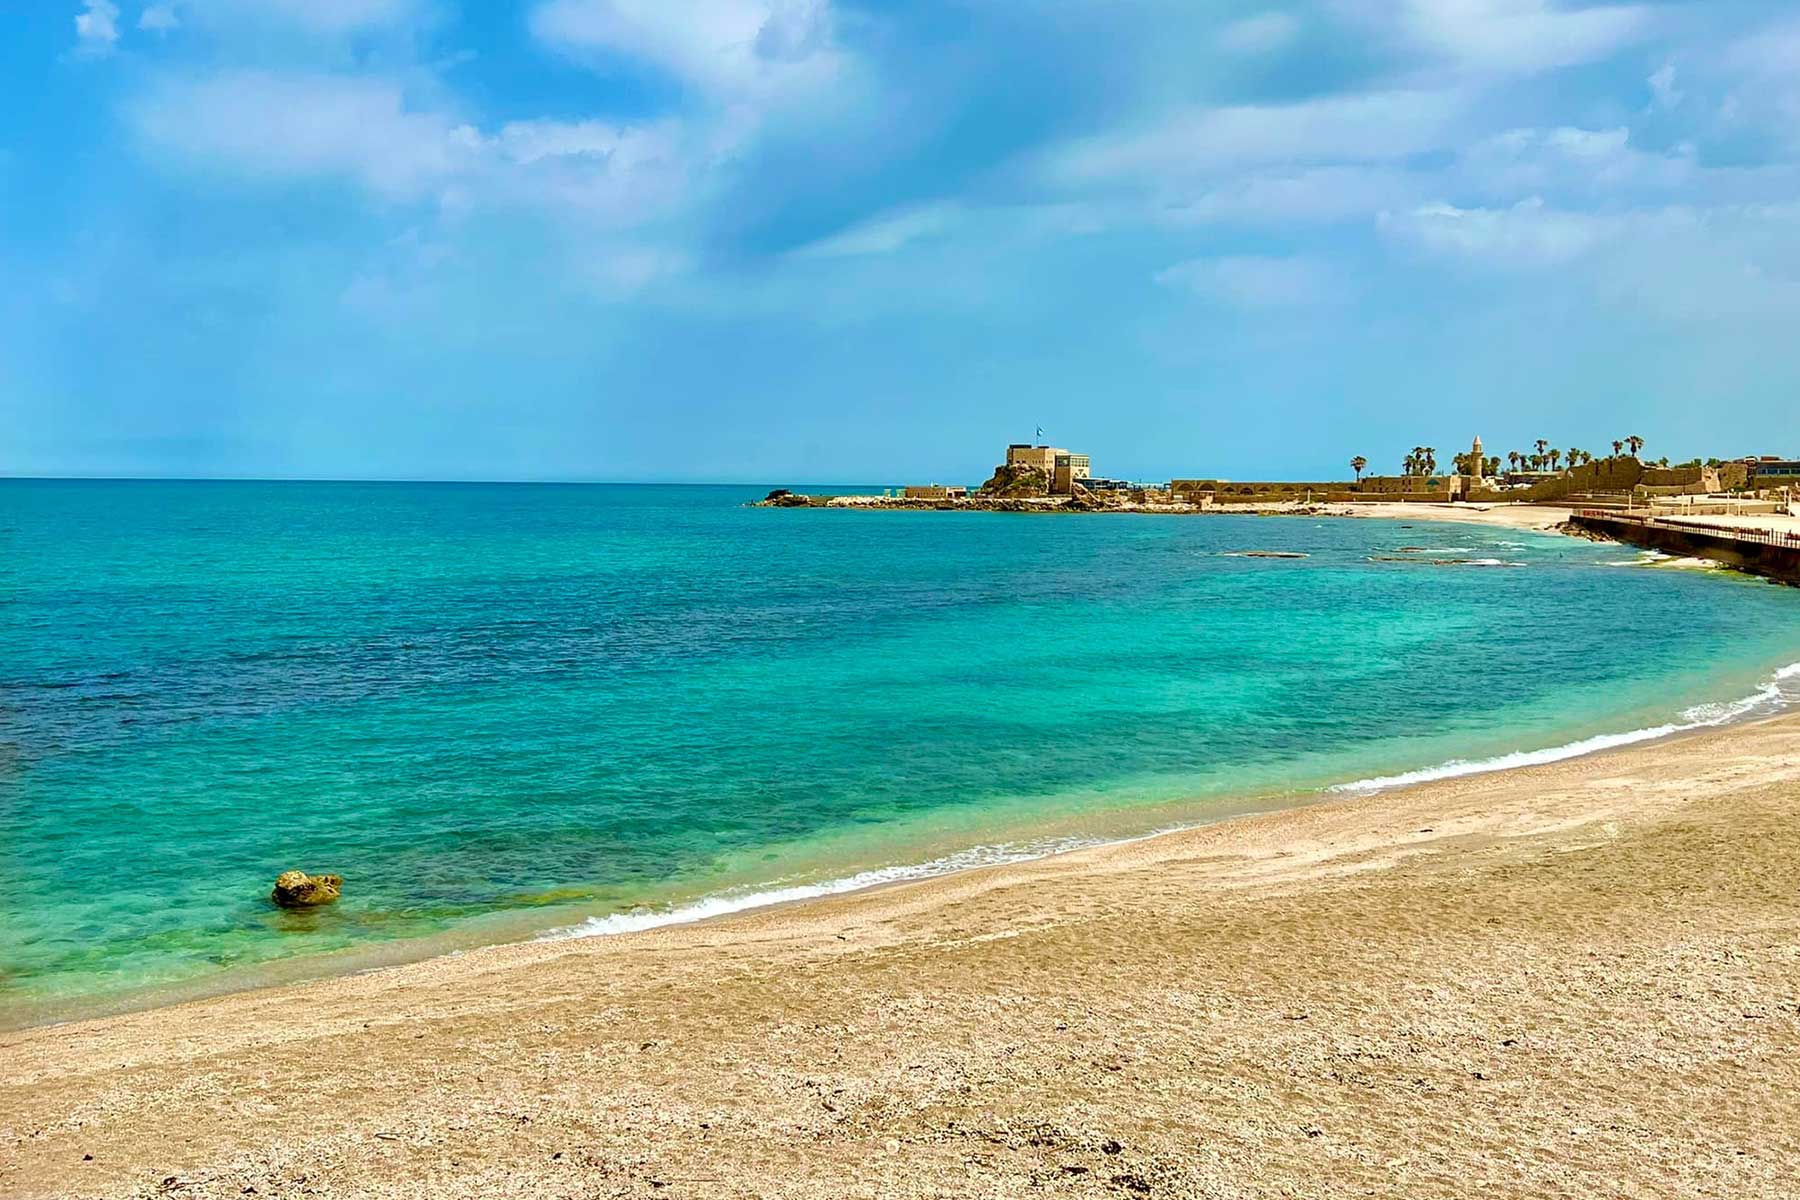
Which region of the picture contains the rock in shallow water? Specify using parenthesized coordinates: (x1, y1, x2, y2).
(271, 870, 343, 908)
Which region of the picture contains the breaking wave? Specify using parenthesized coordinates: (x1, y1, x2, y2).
(1330, 661, 1800, 794)
(543, 837, 1102, 940)
(543, 663, 1800, 943)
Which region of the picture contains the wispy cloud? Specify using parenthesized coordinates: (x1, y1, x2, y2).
(73, 0, 121, 54)
(531, 0, 843, 103)
(1045, 90, 1470, 186)
(1380, 197, 1605, 266)
(25, 0, 1800, 478)
(1155, 254, 1346, 308)
(1373, 0, 1651, 73)
(131, 71, 693, 223)
(792, 203, 959, 258)
(1216, 12, 1301, 56)
(131, 71, 475, 201)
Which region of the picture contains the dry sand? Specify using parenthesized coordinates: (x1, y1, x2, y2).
(7, 712, 1800, 1198)
(1331, 502, 1575, 531)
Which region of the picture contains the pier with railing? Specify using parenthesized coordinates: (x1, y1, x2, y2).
(1570, 509, 1800, 585)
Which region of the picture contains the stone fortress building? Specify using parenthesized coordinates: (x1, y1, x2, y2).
(1002, 443, 1092, 497)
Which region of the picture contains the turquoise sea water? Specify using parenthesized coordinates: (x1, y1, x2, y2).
(5, 479, 1800, 1025)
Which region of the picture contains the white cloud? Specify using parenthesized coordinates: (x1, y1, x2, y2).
(1648, 62, 1680, 110)
(1380, 0, 1650, 73)
(584, 245, 693, 293)
(1458, 125, 1693, 197)
(1379, 197, 1605, 265)
(132, 72, 472, 200)
(486, 118, 691, 224)
(1154, 255, 1344, 307)
(1155, 165, 1419, 226)
(531, 0, 842, 101)
(793, 203, 959, 258)
(1046, 90, 1469, 185)
(1382, 196, 1800, 324)
(139, 3, 179, 31)
(1217, 13, 1300, 56)
(74, 1, 121, 52)
(130, 71, 695, 230)
(1721, 17, 1800, 78)
(493, 118, 673, 168)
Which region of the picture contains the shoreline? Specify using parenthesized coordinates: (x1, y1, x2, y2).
(9, 631, 1796, 1036)
(8, 708, 1800, 1196)
(0, 502, 1776, 1036)
(759, 490, 1580, 530)
(0, 508, 1786, 1033)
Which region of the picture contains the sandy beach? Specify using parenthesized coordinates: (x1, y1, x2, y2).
(1333, 501, 1575, 530)
(6, 709, 1800, 1198)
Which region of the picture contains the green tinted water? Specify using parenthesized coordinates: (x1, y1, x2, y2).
(4, 480, 1798, 1023)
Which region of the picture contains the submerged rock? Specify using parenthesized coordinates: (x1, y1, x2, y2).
(271, 870, 342, 908)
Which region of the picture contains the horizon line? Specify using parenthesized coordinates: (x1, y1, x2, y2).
(0, 475, 909, 488)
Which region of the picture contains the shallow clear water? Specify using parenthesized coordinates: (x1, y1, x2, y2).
(4, 480, 1800, 1023)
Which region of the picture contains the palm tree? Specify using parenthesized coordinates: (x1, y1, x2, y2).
(1402, 452, 1417, 478)
(1626, 435, 1645, 457)
(1422, 447, 1437, 476)
(1535, 438, 1549, 461)
(1508, 450, 1522, 472)
(1548, 449, 1562, 471)
(1612, 439, 1625, 457)
(1351, 455, 1367, 483)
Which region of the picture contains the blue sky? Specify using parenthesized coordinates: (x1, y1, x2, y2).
(4, 1, 1798, 483)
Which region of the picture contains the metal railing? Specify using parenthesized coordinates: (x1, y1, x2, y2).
(1574, 509, 1800, 550)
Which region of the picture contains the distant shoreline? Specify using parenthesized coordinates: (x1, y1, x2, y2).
(757, 489, 1579, 532)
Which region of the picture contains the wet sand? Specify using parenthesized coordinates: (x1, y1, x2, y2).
(6, 711, 1800, 1198)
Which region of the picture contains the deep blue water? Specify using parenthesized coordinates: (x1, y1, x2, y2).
(4, 479, 1799, 1023)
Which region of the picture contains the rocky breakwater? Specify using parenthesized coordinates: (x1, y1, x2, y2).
(752, 488, 1343, 517)
(753, 488, 1070, 512)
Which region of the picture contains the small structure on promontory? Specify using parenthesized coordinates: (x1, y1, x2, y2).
(979, 442, 1093, 497)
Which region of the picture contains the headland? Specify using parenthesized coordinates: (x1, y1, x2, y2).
(759, 436, 1800, 581)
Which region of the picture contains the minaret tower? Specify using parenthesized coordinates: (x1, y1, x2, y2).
(1470, 434, 1485, 484)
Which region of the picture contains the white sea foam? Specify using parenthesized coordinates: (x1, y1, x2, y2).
(542, 661, 1800, 941)
(1330, 661, 1800, 795)
(542, 837, 1100, 941)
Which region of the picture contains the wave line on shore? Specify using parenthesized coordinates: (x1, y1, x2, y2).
(543, 837, 1101, 941)
(1330, 661, 1800, 794)
(543, 662, 1800, 945)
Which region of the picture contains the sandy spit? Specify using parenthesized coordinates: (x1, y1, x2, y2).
(6, 713, 1800, 1199)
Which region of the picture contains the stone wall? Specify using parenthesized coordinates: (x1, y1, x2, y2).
(1348, 475, 1451, 495)
(1324, 492, 1460, 504)
(1570, 513, 1800, 585)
